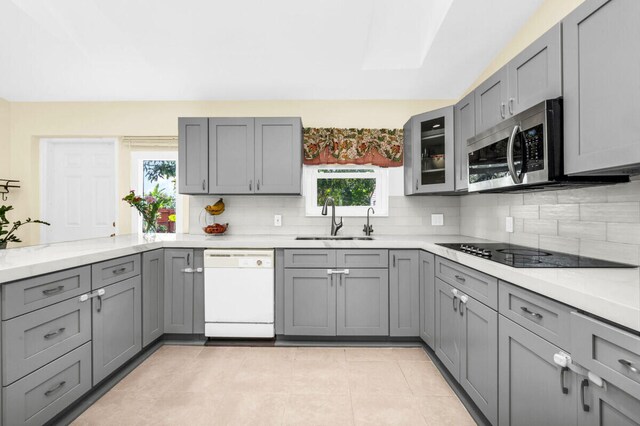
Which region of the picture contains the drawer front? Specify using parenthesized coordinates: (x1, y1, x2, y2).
(91, 254, 140, 289)
(3, 342, 92, 426)
(3, 296, 91, 385)
(337, 250, 388, 268)
(284, 249, 336, 268)
(572, 312, 640, 400)
(2, 266, 91, 320)
(499, 281, 572, 350)
(435, 257, 498, 309)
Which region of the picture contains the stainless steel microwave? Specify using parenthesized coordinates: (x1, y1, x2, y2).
(467, 99, 626, 193)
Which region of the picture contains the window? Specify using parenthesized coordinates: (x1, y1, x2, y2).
(304, 165, 389, 216)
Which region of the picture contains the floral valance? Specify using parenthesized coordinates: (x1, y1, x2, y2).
(303, 128, 403, 167)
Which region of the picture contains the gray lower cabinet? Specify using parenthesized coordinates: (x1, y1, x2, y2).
(580, 380, 640, 425)
(3, 342, 92, 426)
(254, 117, 302, 194)
(284, 269, 335, 336)
(563, 0, 640, 175)
(178, 117, 209, 194)
(209, 118, 255, 194)
(419, 251, 435, 348)
(499, 315, 578, 426)
(454, 91, 474, 191)
(142, 250, 164, 347)
(92, 276, 142, 385)
(337, 269, 388, 336)
(389, 250, 419, 336)
(193, 249, 205, 334)
(164, 249, 194, 334)
(436, 278, 498, 424)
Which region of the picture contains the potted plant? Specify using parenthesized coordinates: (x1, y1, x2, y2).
(122, 190, 161, 237)
(0, 205, 50, 249)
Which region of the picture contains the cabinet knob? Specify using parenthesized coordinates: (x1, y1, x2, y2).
(500, 102, 506, 119)
(257, 180, 260, 191)
(508, 98, 514, 115)
(202, 180, 206, 190)
(249, 180, 253, 191)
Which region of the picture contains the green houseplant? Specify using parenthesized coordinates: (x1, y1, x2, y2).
(0, 205, 50, 249)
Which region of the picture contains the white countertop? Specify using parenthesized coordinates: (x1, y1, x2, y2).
(1, 233, 638, 331)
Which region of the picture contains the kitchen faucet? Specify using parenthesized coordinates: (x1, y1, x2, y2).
(363, 207, 374, 236)
(321, 197, 343, 236)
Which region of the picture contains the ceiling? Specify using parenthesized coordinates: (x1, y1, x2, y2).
(0, 0, 545, 101)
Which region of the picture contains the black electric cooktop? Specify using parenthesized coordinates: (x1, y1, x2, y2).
(436, 243, 637, 268)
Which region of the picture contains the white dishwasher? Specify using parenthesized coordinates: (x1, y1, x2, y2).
(204, 249, 274, 338)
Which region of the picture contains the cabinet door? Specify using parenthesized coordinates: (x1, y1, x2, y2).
(459, 295, 498, 425)
(164, 249, 194, 334)
(337, 269, 388, 336)
(389, 250, 420, 336)
(255, 118, 302, 194)
(408, 106, 455, 194)
(142, 249, 164, 347)
(475, 66, 508, 134)
(403, 118, 414, 195)
(580, 380, 640, 426)
(499, 315, 578, 426)
(563, 0, 640, 175)
(454, 91, 474, 191)
(507, 23, 561, 116)
(178, 118, 209, 194)
(92, 277, 142, 385)
(435, 278, 460, 379)
(419, 251, 435, 348)
(209, 118, 255, 194)
(284, 269, 336, 336)
(192, 249, 205, 334)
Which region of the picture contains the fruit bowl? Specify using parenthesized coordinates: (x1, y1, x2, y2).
(203, 223, 228, 235)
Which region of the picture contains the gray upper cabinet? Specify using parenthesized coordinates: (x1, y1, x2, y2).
(459, 294, 498, 425)
(435, 278, 461, 378)
(404, 106, 455, 194)
(254, 118, 302, 194)
(563, 0, 640, 175)
(209, 118, 255, 194)
(284, 269, 336, 336)
(454, 91, 474, 191)
(475, 66, 508, 134)
(389, 250, 419, 336)
(92, 276, 142, 385)
(499, 315, 578, 426)
(337, 269, 388, 336)
(580, 380, 640, 426)
(164, 249, 194, 334)
(142, 250, 164, 347)
(178, 118, 209, 194)
(507, 23, 562, 116)
(419, 251, 436, 348)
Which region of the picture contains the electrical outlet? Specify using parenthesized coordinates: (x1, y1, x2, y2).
(274, 215, 282, 227)
(506, 216, 514, 233)
(431, 214, 444, 226)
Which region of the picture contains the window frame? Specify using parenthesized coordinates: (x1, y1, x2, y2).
(304, 165, 389, 217)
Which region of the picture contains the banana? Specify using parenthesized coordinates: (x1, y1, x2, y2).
(205, 198, 225, 215)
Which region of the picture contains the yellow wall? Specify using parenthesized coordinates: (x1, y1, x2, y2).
(463, 0, 586, 95)
(8, 100, 452, 245)
(0, 98, 10, 178)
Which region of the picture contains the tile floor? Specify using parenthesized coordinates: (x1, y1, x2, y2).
(72, 345, 475, 426)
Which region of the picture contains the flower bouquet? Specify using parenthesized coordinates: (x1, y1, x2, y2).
(123, 190, 161, 235)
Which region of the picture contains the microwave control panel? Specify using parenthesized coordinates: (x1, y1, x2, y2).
(522, 124, 544, 172)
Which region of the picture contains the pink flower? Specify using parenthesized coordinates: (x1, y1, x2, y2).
(145, 196, 156, 204)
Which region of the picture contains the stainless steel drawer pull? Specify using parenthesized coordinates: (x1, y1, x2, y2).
(453, 295, 458, 312)
(44, 381, 66, 397)
(619, 359, 640, 374)
(520, 306, 543, 319)
(580, 379, 590, 412)
(44, 328, 66, 340)
(42, 285, 65, 296)
(112, 267, 127, 275)
(454, 275, 466, 282)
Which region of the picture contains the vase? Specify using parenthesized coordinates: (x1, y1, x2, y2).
(142, 220, 157, 242)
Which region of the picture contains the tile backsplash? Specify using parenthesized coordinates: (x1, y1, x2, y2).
(189, 195, 460, 237)
(459, 178, 640, 265)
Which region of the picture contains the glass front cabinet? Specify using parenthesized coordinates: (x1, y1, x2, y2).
(404, 106, 455, 194)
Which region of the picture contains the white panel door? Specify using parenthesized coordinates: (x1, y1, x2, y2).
(41, 139, 116, 244)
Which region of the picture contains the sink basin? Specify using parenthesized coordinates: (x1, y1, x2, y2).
(296, 236, 374, 241)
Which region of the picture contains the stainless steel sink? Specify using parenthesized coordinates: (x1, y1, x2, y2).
(295, 236, 374, 241)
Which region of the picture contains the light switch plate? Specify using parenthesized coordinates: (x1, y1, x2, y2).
(506, 216, 514, 233)
(274, 215, 282, 227)
(431, 214, 444, 226)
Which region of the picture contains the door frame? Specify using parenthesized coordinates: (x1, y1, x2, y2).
(129, 151, 182, 234)
(39, 138, 119, 244)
